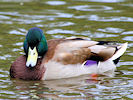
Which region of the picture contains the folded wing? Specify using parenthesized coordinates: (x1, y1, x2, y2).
(51, 38, 127, 65)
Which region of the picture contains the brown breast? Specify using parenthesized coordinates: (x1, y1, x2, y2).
(10, 55, 45, 80)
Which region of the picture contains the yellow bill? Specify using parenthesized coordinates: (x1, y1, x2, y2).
(26, 47, 38, 67)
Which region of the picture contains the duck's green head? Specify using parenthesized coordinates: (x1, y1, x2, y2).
(23, 27, 48, 68)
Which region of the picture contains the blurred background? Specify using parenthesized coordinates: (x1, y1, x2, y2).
(0, 0, 133, 99)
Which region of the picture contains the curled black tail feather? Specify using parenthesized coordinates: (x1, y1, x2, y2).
(113, 57, 121, 64)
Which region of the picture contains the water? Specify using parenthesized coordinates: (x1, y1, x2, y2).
(0, 0, 133, 99)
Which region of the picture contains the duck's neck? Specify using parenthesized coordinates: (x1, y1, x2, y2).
(37, 35, 48, 56)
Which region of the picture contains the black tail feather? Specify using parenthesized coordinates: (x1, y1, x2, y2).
(113, 57, 121, 64)
(97, 41, 117, 45)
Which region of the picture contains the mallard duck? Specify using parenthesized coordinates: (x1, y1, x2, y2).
(10, 27, 128, 80)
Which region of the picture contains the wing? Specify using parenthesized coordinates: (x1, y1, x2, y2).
(89, 45, 116, 61)
(45, 38, 125, 65)
(50, 38, 118, 64)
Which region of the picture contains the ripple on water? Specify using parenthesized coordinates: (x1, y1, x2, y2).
(0, 55, 12, 60)
(1, 0, 31, 2)
(12, 48, 22, 52)
(122, 31, 133, 35)
(0, 12, 19, 16)
(0, 91, 15, 95)
(0, 74, 8, 79)
(0, 15, 10, 19)
(12, 18, 42, 24)
(87, 0, 125, 3)
(46, 29, 119, 38)
(46, 29, 75, 34)
(45, 22, 75, 27)
(13, 42, 24, 52)
(0, 45, 3, 47)
(105, 10, 121, 13)
(52, 35, 66, 39)
(36, 24, 44, 27)
(9, 30, 25, 35)
(17, 14, 56, 21)
(0, 21, 12, 24)
(119, 61, 133, 66)
(86, 77, 131, 99)
(68, 5, 112, 11)
(127, 53, 133, 56)
(13, 42, 23, 46)
(75, 15, 133, 22)
(121, 4, 133, 7)
(80, 31, 118, 38)
(88, 15, 133, 22)
(18, 28, 27, 33)
(127, 43, 133, 47)
(45, 1, 66, 5)
(123, 36, 133, 41)
(56, 12, 73, 18)
(92, 32, 118, 38)
(97, 27, 124, 33)
(23, 15, 46, 19)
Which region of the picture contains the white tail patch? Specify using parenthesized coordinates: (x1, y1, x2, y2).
(111, 42, 128, 60)
(98, 60, 116, 77)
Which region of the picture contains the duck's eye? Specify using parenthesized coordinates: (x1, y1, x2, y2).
(33, 53, 35, 55)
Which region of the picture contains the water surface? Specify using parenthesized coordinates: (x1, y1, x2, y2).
(0, 0, 133, 99)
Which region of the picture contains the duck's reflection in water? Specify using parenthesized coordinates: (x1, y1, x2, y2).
(11, 74, 108, 99)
